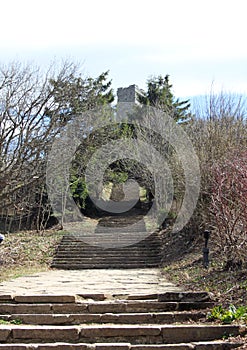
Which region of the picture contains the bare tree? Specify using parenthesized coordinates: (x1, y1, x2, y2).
(0, 60, 113, 231)
(186, 91, 247, 255)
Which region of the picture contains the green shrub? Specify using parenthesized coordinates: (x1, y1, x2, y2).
(207, 305, 247, 324)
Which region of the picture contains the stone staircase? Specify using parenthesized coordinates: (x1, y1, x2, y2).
(0, 292, 245, 349)
(51, 213, 162, 269)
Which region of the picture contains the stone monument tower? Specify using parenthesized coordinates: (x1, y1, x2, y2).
(116, 84, 144, 120)
(117, 84, 143, 103)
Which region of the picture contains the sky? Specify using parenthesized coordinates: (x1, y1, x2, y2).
(0, 0, 247, 99)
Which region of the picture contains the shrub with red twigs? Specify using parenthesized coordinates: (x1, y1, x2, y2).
(210, 151, 247, 270)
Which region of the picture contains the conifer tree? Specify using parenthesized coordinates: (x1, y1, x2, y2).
(138, 74, 191, 123)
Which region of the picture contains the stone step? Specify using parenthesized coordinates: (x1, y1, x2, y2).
(0, 341, 242, 349)
(52, 222, 162, 269)
(51, 257, 161, 262)
(96, 224, 146, 228)
(94, 228, 148, 233)
(53, 252, 161, 256)
(0, 301, 215, 314)
(52, 258, 161, 263)
(50, 263, 161, 269)
(51, 259, 161, 265)
(60, 233, 160, 239)
(51, 262, 161, 267)
(62, 233, 160, 238)
(56, 245, 161, 250)
(52, 255, 161, 259)
(0, 311, 206, 325)
(96, 218, 146, 225)
(60, 235, 161, 243)
(51, 264, 161, 269)
(0, 295, 105, 304)
(0, 293, 212, 303)
(0, 324, 242, 344)
(58, 244, 161, 248)
(57, 241, 161, 246)
(97, 219, 146, 223)
(53, 254, 160, 259)
(54, 249, 161, 254)
(97, 217, 146, 223)
(55, 245, 162, 251)
(0, 293, 244, 349)
(56, 249, 161, 254)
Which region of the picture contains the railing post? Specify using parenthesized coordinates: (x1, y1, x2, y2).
(203, 230, 210, 268)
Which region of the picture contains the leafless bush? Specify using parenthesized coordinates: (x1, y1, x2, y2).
(210, 151, 247, 269)
(186, 91, 247, 267)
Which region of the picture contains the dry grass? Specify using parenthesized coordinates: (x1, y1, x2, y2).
(0, 217, 99, 282)
(0, 229, 64, 282)
(162, 247, 247, 307)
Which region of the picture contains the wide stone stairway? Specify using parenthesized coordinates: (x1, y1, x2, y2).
(0, 292, 245, 349)
(51, 211, 162, 269)
(1, 209, 246, 348)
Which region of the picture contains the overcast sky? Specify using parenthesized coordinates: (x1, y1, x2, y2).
(1, 0, 246, 98)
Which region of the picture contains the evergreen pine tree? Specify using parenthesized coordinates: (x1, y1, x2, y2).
(138, 74, 191, 123)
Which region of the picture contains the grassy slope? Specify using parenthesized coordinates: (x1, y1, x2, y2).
(0, 229, 64, 282)
(161, 232, 247, 308)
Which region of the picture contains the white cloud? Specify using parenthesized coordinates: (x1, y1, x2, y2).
(0, 0, 246, 96)
(1, 0, 247, 50)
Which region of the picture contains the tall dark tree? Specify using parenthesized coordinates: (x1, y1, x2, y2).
(48, 70, 114, 120)
(138, 74, 191, 123)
